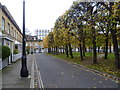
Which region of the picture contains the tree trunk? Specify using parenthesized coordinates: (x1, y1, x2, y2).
(103, 2, 120, 69)
(78, 26, 83, 61)
(48, 48, 51, 53)
(98, 47, 100, 53)
(51, 47, 53, 54)
(83, 38, 85, 57)
(110, 25, 120, 69)
(92, 27, 97, 64)
(65, 44, 69, 57)
(109, 43, 112, 53)
(68, 43, 73, 59)
(104, 32, 109, 59)
(78, 47, 80, 52)
(55, 46, 58, 55)
(79, 43, 83, 61)
(89, 47, 91, 53)
(85, 47, 87, 52)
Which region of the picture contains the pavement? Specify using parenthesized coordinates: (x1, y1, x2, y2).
(1, 54, 35, 89)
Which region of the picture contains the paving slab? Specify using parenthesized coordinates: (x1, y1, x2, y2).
(2, 54, 34, 89)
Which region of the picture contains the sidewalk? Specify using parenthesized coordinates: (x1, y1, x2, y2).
(2, 54, 34, 89)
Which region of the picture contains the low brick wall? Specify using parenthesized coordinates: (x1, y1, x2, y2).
(0, 53, 22, 70)
(13, 53, 22, 62)
(0, 58, 8, 70)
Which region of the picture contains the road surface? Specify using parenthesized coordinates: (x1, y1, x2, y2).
(35, 53, 118, 88)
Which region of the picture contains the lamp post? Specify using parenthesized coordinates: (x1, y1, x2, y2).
(20, 0, 29, 77)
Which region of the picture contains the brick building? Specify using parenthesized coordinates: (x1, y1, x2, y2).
(0, 3, 22, 69)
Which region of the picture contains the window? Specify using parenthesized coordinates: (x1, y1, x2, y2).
(8, 23, 10, 34)
(11, 27, 13, 36)
(16, 32, 18, 40)
(14, 30, 16, 38)
(15, 45, 18, 49)
(2, 17, 5, 30)
(6, 41, 9, 47)
(15, 31, 17, 39)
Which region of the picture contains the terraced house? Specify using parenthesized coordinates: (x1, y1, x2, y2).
(26, 35, 43, 53)
(0, 3, 22, 69)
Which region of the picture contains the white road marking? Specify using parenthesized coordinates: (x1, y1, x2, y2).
(34, 55, 44, 89)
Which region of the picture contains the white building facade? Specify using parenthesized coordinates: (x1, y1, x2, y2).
(35, 28, 53, 40)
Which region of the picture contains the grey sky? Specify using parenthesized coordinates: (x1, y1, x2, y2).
(1, 0, 75, 35)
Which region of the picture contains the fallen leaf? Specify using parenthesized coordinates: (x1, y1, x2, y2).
(72, 75, 74, 78)
(61, 72, 64, 75)
(99, 81, 102, 83)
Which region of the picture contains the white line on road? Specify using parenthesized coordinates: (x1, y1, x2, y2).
(34, 54, 44, 89)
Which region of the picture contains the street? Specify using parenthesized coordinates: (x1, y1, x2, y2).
(35, 53, 118, 88)
(1, 0, 120, 89)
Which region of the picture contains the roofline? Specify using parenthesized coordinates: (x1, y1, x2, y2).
(0, 3, 22, 35)
(0, 3, 2, 9)
(26, 40, 42, 42)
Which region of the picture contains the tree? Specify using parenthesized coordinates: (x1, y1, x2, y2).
(99, 2, 120, 69)
(43, 35, 49, 48)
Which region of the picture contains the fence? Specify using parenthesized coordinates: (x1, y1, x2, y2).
(0, 58, 8, 70)
(0, 53, 22, 70)
(13, 53, 22, 62)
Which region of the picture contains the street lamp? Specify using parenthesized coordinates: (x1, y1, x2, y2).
(20, 0, 29, 77)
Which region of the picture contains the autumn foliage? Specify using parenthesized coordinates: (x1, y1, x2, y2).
(45, 1, 120, 69)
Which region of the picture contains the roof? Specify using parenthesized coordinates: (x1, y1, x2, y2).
(26, 35, 38, 41)
(0, 3, 22, 35)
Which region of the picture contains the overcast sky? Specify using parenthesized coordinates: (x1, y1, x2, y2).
(1, 0, 75, 35)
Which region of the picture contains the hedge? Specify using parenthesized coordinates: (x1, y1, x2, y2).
(26, 49, 30, 54)
(0, 45, 11, 60)
(14, 49, 19, 54)
(0, 45, 1, 59)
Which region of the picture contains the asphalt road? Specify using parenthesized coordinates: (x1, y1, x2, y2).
(35, 53, 118, 88)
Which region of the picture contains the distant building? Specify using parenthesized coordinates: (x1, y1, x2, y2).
(26, 35, 43, 53)
(35, 28, 53, 40)
(26, 35, 38, 41)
